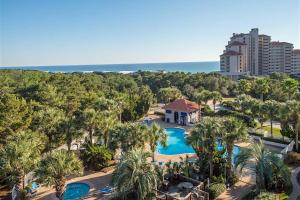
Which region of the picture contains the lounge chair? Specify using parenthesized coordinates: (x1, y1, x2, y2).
(99, 186, 114, 194)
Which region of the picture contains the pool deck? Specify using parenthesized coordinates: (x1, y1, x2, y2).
(33, 169, 114, 200)
(147, 114, 251, 163)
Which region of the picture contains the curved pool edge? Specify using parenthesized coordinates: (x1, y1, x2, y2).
(157, 127, 195, 155)
(51, 181, 95, 200)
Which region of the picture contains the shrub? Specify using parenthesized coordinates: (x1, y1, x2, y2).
(208, 183, 226, 199)
(221, 101, 236, 110)
(216, 110, 256, 128)
(241, 189, 256, 200)
(202, 105, 214, 116)
(254, 192, 275, 200)
(81, 144, 113, 170)
(279, 193, 289, 200)
(154, 111, 164, 116)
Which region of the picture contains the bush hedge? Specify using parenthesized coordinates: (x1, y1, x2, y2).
(208, 183, 226, 199)
(248, 131, 291, 145)
(254, 192, 276, 200)
(81, 144, 113, 170)
(216, 110, 257, 128)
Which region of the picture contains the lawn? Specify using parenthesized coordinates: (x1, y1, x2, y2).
(259, 126, 282, 138)
(222, 97, 236, 101)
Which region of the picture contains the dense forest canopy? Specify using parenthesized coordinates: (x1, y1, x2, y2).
(1, 70, 299, 149)
(0, 70, 237, 147)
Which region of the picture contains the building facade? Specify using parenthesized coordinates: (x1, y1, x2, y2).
(220, 28, 296, 77)
(220, 28, 263, 77)
(163, 99, 201, 126)
(258, 35, 271, 75)
(269, 42, 293, 74)
(292, 49, 300, 75)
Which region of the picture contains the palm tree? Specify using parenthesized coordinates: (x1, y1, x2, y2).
(61, 95, 82, 151)
(256, 101, 268, 129)
(238, 79, 252, 94)
(81, 108, 102, 144)
(235, 141, 290, 193)
(275, 103, 290, 141)
(195, 90, 212, 105)
(109, 123, 148, 152)
(281, 78, 299, 100)
(263, 100, 280, 138)
(62, 115, 82, 151)
(31, 106, 65, 152)
(211, 91, 222, 111)
(255, 78, 270, 101)
(186, 117, 221, 179)
(112, 148, 161, 200)
(147, 123, 167, 162)
(98, 110, 118, 147)
(35, 150, 83, 200)
(0, 131, 43, 190)
(221, 117, 247, 182)
(286, 100, 300, 152)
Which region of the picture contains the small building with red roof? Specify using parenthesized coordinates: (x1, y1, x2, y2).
(162, 99, 201, 125)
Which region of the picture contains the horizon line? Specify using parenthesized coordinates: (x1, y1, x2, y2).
(0, 60, 220, 68)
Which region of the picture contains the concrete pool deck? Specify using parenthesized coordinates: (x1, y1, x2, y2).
(34, 169, 114, 200)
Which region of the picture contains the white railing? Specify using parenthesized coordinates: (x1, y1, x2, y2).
(280, 140, 295, 155)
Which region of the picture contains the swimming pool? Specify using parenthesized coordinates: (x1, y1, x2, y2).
(157, 128, 240, 163)
(157, 128, 195, 155)
(63, 183, 90, 200)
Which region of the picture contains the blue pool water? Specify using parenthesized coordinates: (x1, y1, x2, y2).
(63, 183, 90, 200)
(157, 128, 195, 155)
(157, 128, 240, 163)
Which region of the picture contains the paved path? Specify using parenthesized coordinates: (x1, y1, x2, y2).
(216, 168, 256, 200)
(289, 167, 300, 200)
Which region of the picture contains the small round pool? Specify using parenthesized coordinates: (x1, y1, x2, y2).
(63, 182, 90, 200)
(157, 128, 195, 155)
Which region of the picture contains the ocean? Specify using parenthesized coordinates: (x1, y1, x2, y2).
(0, 61, 220, 73)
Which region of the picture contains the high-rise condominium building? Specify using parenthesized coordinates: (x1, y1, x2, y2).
(269, 42, 293, 74)
(292, 49, 300, 74)
(258, 35, 271, 75)
(220, 28, 265, 78)
(220, 28, 295, 78)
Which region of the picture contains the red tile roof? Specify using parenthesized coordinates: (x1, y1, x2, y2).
(163, 99, 200, 112)
(221, 50, 242, 56)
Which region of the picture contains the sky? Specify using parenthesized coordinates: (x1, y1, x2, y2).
(0, 0, 299, 67)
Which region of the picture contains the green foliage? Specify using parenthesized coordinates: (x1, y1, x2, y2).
(112, 148, 161, 200)
(109, 122, 148, 152)
(35, 150, 83, 200)
(0, 93, 32, 144)
(146, 123, 167, 162)
(208, 183, 226, 199)
(0, 131, 44, 188)
(186, 117, 222, 178)
(157, 87, 182, 103)
(254, 192, 276, 200)
(81, 144, 113, 170)
(216, 110, 257, 128)
(235, 141, 291, 193)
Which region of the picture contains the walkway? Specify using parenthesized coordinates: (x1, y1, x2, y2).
(216, 168, 256, 200)
(289, 167, 300, 200)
